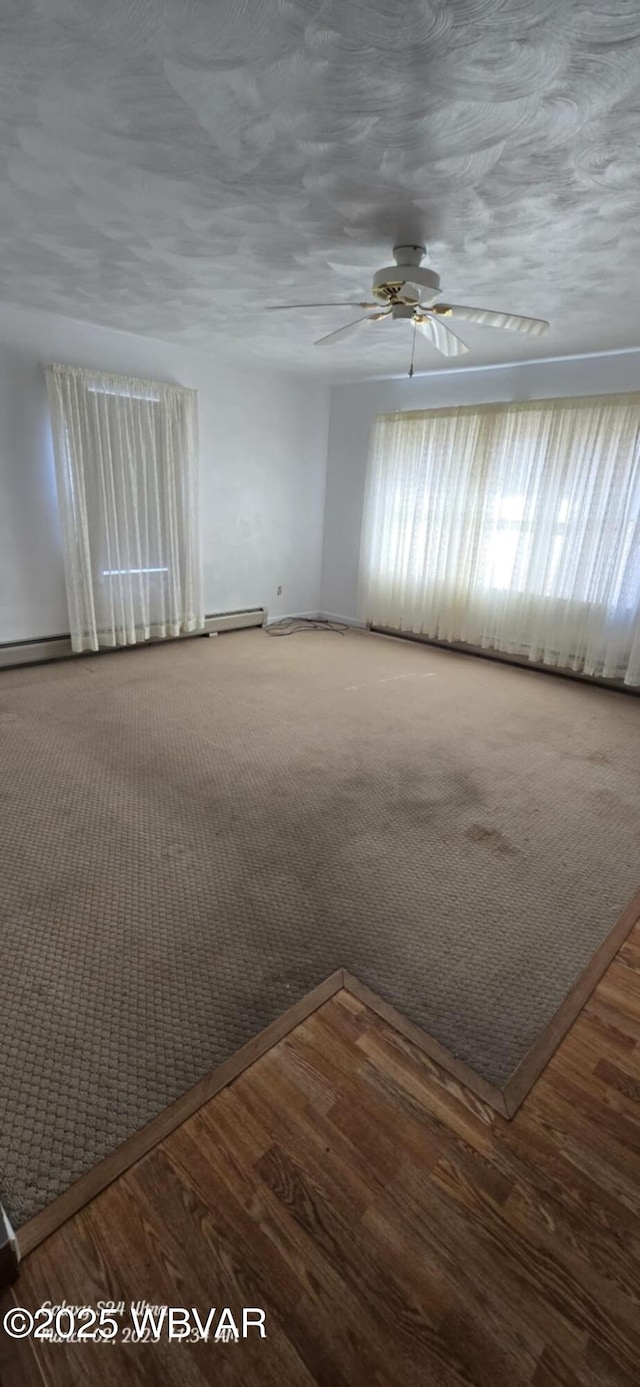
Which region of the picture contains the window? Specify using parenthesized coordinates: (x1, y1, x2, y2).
(359, 394, 640, 684)
(46, 364, 203, 653)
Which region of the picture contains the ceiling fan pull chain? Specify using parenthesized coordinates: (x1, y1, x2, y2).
(409, 322, 417, 378)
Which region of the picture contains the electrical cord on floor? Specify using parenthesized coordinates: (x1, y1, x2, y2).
(265, 617, 349, 636)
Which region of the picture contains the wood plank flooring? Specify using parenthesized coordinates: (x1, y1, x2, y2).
(2, 924, 640, 1386)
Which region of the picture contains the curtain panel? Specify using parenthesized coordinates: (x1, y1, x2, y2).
(359, 394, 640, 686)
(46, 364, 204, 653)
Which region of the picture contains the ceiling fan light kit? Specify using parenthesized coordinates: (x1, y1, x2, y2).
(265, 245, 549, 375)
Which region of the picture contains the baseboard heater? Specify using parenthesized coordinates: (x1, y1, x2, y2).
(371, 624, 637, 696)
(0, 608, 266, 671)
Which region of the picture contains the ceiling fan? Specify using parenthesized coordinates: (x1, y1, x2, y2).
(265, 245, 549, 376)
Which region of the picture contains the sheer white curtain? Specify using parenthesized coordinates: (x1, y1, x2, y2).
(359, 395, 640, 685)
(46, 364, 204, 653)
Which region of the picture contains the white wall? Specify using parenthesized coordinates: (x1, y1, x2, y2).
(320, 351, 640, 623)
(4, 306, 639, 646)
(0, 301, 329, 644)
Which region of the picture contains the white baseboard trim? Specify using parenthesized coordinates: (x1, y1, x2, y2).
(264, 610, 321, 625)
(317, 612, 367, 629)
(265, 611, 366, 629)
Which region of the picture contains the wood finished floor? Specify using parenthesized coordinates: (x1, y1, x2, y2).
(2, 924, 640, 1386)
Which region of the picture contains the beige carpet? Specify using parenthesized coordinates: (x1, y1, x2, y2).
(1, 628, 638, 1227)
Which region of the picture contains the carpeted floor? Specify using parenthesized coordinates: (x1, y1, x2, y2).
(1, 628, 639, 1227)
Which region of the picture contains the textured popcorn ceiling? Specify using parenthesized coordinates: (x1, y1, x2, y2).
(1, 0, 640, 379)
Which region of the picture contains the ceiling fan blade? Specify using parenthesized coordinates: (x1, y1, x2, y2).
(313, 313, 388, 346)
(264, 301, 377, 311)
(434, 304, 549, 336)
(415, 314, 469, 357)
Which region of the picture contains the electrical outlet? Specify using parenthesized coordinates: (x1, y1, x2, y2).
(277, 585, 282, 595)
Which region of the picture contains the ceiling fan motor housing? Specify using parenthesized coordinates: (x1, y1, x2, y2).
(372, 246, 442, 305)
